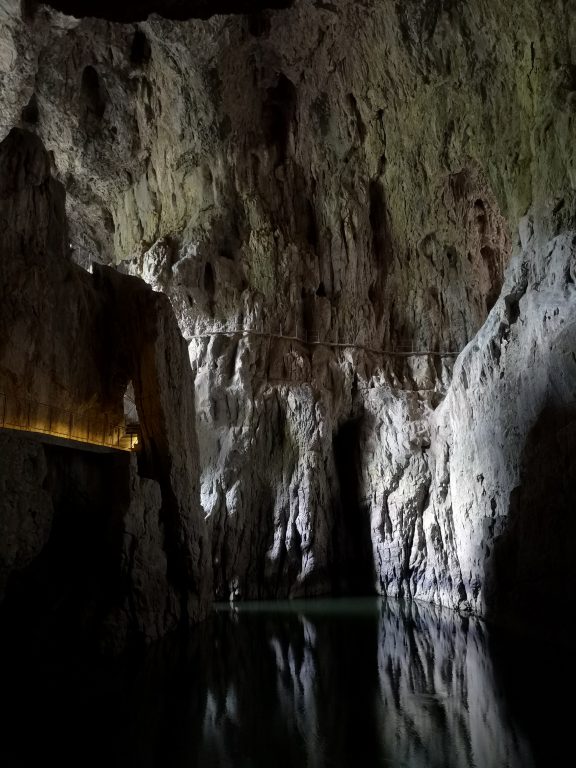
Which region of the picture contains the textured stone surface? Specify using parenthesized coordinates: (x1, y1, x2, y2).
(1, 0, 576, 618)
(432, 229, 576, 615)
(0, 127, 211, 648)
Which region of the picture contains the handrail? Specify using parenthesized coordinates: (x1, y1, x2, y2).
(0, 392, 139, 451)
(190, 327, 459, 357)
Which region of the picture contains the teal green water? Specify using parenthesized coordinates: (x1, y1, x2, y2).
(214, 596, 383, 615)
(0, 598, 567, 767)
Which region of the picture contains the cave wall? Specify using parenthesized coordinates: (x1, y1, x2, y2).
(1, 0, 576, 616)
(0, 126, 211, 648)
(1, 431, 157, 652)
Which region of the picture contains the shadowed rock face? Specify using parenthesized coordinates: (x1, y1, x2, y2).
(0, 128, 211, 650)
(44, 0, 294, 21)
(486, 402, 576, 619)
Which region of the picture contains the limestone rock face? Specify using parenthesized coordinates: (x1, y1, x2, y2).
(359, 229, 576, 614)
(0, 127, 211, 649)
(432, 229, 576, 616)
(1, 0, 575, 618)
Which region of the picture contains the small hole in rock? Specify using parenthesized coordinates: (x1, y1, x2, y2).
(80, 66, 107, 134)
(263, 74, 297, 164)
(131, 29, 152, 67)
(204, 262, 215, 296)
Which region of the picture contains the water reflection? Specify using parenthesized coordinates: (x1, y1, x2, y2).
(198, 600, 533, 768)
(375, 602, 533, 768)
(0, 599, 564, 767)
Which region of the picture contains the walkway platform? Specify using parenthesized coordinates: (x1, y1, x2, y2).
(0, 426, 129, 454)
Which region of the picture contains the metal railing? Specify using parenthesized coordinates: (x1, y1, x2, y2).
(0, 392, 139, 451)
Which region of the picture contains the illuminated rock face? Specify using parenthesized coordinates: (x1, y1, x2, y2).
(0, 128, 211, 649)
(1, 0, 576, 621)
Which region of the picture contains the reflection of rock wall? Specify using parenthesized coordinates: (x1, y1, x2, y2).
(0, 598, 558, 766)
(377, 601, 534, 768)
(0, 128, 211, 648)
(192, 602, 534, 767)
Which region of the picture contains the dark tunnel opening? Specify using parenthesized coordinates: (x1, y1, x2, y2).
(130, 29, 152, 67)
(80, 66, 107, 135)
(332, 418, 375, 596)
(263, 73, 297, 164)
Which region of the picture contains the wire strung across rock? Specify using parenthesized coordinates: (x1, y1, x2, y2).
(189, 326, 460, 358)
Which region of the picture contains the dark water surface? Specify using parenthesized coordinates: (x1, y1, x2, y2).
(0, 598, 570, 767)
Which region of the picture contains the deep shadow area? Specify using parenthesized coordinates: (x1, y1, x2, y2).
(130, 29, 152, 67)
(0, 444, 131, 655)
(333, 418, 375, 595)
(486, 403, 576, 619)
(80, 66, 107, 135)
(0, 598, 566, 768)
(263, 73, 297, 164)
(488, 624, 576, 768)
(45, 0, 294, 22)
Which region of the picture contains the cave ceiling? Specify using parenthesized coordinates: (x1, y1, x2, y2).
(43, 0, 295, 21)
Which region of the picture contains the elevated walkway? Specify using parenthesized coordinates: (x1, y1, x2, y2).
(0, 393, 139, 452)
